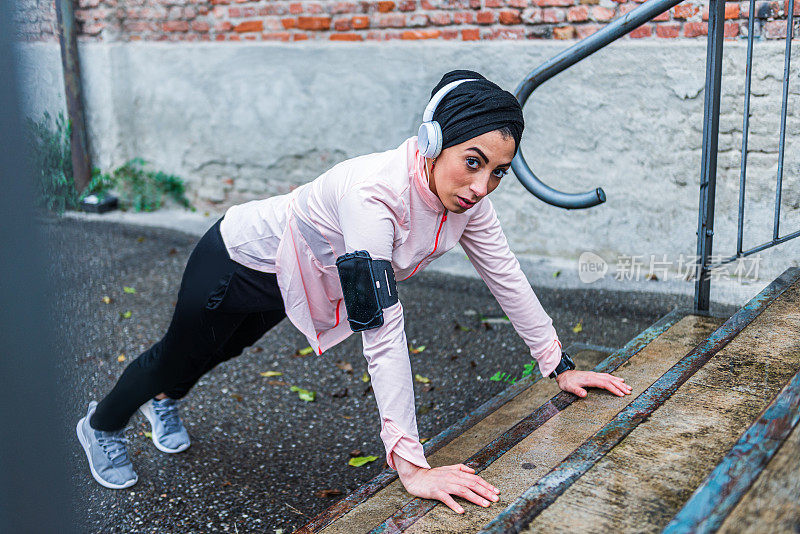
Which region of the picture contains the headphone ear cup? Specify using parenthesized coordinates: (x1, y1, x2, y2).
(418, 121, 442, 159)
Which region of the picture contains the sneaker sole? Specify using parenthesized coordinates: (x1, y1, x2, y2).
(76, 416, 138, 490)
(139, 403, 191, 454)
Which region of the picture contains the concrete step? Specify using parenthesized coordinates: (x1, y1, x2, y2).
(299, 267, 800, 534)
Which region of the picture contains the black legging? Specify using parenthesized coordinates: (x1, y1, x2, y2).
(91, 217, 286, 431)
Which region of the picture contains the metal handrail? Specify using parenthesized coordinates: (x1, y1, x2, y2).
(511, 0, 684, 209)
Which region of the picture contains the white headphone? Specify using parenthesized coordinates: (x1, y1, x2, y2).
(418, 78, 480, 159)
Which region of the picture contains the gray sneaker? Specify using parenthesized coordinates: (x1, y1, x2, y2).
(76, 401, 138, 489)
(139, 397, 191, 453)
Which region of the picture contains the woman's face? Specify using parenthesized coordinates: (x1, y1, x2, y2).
(425, 129, 516, 213)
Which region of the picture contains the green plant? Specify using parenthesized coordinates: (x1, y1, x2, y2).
(25, 110, 79, 213)
(25, 111, 194, 213)
(103, 158, 193, 212)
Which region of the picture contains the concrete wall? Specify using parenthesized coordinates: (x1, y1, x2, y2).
(16, 40, 800, 303)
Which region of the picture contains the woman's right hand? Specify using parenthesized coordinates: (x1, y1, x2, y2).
(393, 453, 501, 514)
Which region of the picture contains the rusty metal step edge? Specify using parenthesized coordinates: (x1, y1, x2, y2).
(298, 306, 695, 533)
(476, 266, 800, 534)
(662, 367, 800, 534)
(366, 307, 709, 533)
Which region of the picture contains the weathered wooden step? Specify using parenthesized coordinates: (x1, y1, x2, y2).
(301, 308, 721, 534)
(520, 272, 800, 533)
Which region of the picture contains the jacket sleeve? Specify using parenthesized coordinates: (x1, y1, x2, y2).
(458, 197, 563, 378)
(338, 183, 431, 471)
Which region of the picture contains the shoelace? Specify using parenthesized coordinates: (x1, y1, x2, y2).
(96, 431, 131, 467)
(152, 400, 182, 435)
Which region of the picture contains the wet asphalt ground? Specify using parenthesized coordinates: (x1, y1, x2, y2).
(47, 215, 736, 533)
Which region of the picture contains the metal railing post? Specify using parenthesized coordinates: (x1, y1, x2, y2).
(694, 0, 727, 313)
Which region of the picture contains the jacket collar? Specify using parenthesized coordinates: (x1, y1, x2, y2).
(408, 136, 446, 213)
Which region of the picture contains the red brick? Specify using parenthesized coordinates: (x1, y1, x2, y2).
(485, 0, 503, 6)
(191, 20, 210, 31)
(764, 20, 786, 38)
(377, 1, 395, 12)
(655, 22, 680, 37)
(331, 32, 364, 39)
(281, 17, 297, 28)
(351, 15, 370, 27)
(488, 26, 525, 37)
(786, 0, 800, 15)
(470, 0, 481, 8)
(567, 5, 588, 21)
(214, 20, 233, 30)
(401, 28, 441, 38)
(377, 13, 405, 26)
(461, 27, 480, 39)
(618, 2, 636, 15)
(476, 10, 496, 23)
(429, 12, 453, 24)
(453, 11, 474, 23)
(683, 21, 707, 36)
(575, 22, 600, 38)
(535, 0, 572, 5)
(163, 20, 189, 31)
(329, 2, 357, 13)
(507, 0, 528, 6)
(672, 3, 699, 19)
(297, 16, 331, 29)
(591, 5, 614, 20)
(553, 25, 575, 38)
(724, 20, 739, 38)
(398, 0, 417, 10)
(499, 10, 521, 23)
(306, 3, 325, 14)
(652, 10, 669, 21)
(441, 28, 460, 38)
(289, 3, 303, 14)
(542, 7, 566, 22)
(262, 31, 291, 40)
(628, 23, 651, 37)
(214, 33, 226, 40)
(408, 13, 429, 25)
(293, 32, 310, 39)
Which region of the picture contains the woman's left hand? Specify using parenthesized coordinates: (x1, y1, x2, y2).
(555, 370, 632, 398)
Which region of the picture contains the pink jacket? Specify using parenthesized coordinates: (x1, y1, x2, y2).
(219, 136, 563, 471)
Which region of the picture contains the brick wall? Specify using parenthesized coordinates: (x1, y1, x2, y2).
(13, 0, 800, 43)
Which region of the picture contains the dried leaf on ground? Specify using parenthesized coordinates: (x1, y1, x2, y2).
(414, 374, 430, 384)
(295, 346, 314, 357)
(260, 371, 282, 377)
(348, 455, 378, 467)
(119, 310, 132, 319)
(267, 380, 288, 386)
(572, 322, 583, 334)
(349, 449, 362, 457)
(117, 354, 126, 362)
(123, 286, 136, 294)
(315, 489, 343, 498)
(335, 360, 353, 373)
(101, 296, 112, 304)
(361, 372, 370, 383)
(409, 344, 426, 354)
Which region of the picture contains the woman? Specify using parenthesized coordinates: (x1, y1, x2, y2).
(77, 69, 632, 514)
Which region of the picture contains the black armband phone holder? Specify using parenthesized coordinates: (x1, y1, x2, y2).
(335, 250, 398, 332)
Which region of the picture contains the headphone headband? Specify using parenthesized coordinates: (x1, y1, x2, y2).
(422, 78, 480, 123)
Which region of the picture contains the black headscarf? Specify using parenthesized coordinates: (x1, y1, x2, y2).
(429, 69, 524, 154)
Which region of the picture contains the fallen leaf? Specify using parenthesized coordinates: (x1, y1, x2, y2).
(136, 236, 145, 243)
(422, 384, 434, 393)
(409, 344, 426, 354)
(572, 322, 583, 334)
(144, 431, 152, 439)
(349, 449, 362, 457)
(101, 296, 112, 304)
(646, 273, 659, 281)
(348, 455, 378, 467)
(252, 347, 264, 353)
(450, 354, 458, 361)
(123, 286, 136, 294)
(295, 346, 314, 356)
(361, 372, 370, 383)
(290, 385, 316, 402)
(267, 380, 288, 386)
(341, 415, 353, 419)
(231, 393, 243, 402)
(420, 438, 429, 444)
(168, 248, 177, 255)
(120, 310, 132, 319)
(117, 354, 126, 362)
(553, 270, 561, 278)
(414, 374, 430, 384)
(335, 360, 353, 373)
(260, 371, 282, 377)
(470, 360, 477, 368)
(315, 489, 343, 498)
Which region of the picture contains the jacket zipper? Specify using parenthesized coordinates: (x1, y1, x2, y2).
(402, 211, 448, 281)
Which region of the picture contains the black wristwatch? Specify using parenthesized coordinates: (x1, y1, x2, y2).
(548, 351, 575, 379)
